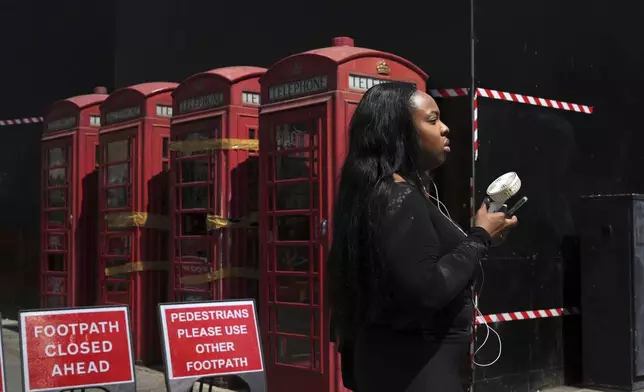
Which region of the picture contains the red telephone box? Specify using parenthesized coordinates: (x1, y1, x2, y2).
(98, 82, 177, 364)
(259, 37, 427, 392)
(41, 87, 108, 309)
(169, 66, 265, 303)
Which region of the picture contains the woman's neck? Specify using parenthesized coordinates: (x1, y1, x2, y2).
(392, 173, 406, 183)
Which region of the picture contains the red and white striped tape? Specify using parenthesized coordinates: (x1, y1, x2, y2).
(475, 307, 580, 325)
(476, 88, 593, 114)
(429, 88, 470, 98)
(473, 92, 479, 161)
(0, 117, 44, 127)
(430, 87, 593, 114)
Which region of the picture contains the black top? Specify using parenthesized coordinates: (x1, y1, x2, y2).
(367, 182, 490, 342)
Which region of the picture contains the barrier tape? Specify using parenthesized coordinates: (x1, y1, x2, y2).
(105, 211, 170, 230)
(180, 267, 259, 285)
(473, 92, 479, 161)
(431, 87, 594, 114)
(475, 307, 580, 325)
(104, 261, 168, 277)
(0, 117, 44, 126)
(206, 212, 258, 230)
(476, 88, 593, 114)
(170, 138, 259, 154)
(429, 88, 469, 98)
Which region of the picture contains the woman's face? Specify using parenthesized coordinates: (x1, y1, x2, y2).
(411, 91, 450, 168)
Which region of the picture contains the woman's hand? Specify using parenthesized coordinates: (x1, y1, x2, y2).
(474, 202, 518, 239)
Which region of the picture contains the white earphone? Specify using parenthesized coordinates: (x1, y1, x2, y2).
(421, 175, 503, 368)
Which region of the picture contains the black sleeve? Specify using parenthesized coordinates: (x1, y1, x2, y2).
(380, 190, 490, 311)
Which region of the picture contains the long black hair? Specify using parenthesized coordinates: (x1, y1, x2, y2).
(328, 82, 425, 342)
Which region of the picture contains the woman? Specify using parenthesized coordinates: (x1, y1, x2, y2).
(328, 82, 517, 392)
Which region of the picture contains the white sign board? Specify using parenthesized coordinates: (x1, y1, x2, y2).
(158, 299, 266, 392)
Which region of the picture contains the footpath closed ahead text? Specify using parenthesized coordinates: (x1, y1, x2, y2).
(21, 308, 133, 390)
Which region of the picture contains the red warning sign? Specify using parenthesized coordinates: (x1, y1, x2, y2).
(19, 306, 135, 391)
(159, 300, 263, 380)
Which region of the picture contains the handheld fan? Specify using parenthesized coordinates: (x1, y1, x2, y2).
(485, 172, 522, 213)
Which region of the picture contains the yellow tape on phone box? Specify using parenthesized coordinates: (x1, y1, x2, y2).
(104, 211, 170, 230)
(104, 261, 168, 277)
(206, 211, 258, 230)
(180, 267, 259, 285)
(170, 138, 259, 154)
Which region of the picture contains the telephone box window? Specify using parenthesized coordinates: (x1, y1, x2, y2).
(276, 275, 310, 304)
(275, 216, 310, 241)
(181, 158, 209, 183)
(107, 163, 129, 185)
(180, 213, 208, 235)
(101, 139, 132, 211)
(156, 105, 173, 117)
(107, 280, 129, 292)
(104, 235, 131, 256)
(47, 211, 66, 226)
(276, 307, 310, 335)
(106, 188, 129, 208)
(275, 182, 311, 211)
(182, 131, 210, 156)
(105, 259, 129, 281)
(176, 237, 211, 291)
(276, 337, 311, 367)
(47, 234, 64, 250)
(48, 168, 67, 186)
(47, 189, 66, 208)
(179, 238, 209, 259)
(106, 140, 130, 162)
(276, 122, 312, 150)
(47, 253, 65, 271)
(181, 186, 209, 209)
(276, 245, 310, 271)
(275, 152, 313, 180)
(179, 263, 211, 291)
(47, 276, 66, 294)
(48, 147, 66, 166)
(182, 293, 208, 302)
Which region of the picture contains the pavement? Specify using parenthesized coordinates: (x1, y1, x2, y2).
(541, 389, 620, 392)
(0, 320, 617, 392)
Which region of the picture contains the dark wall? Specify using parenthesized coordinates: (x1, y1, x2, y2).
(473, 1, 644, 390)
(0, 0, 114, 318)
(114, 0, 472, 89)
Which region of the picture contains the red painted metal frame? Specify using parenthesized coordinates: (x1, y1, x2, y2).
(98, 82, 177, 365)
(171, 116, 223, 302)
(169, 67, 265, 304)
(258, 38, 427, 392)
(40, 93, 106, 309)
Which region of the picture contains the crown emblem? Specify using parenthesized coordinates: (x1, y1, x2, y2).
(376, 61, 390, 75)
